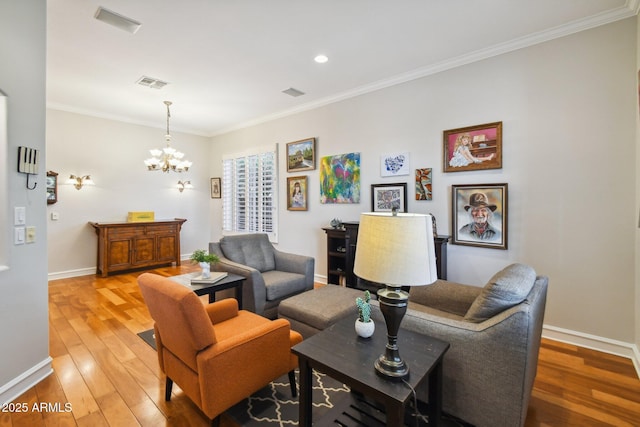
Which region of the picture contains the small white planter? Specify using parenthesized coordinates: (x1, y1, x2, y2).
(199, 262, 211, 279)
(355, 319, 375, 338)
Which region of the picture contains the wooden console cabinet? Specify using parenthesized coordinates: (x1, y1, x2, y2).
(323, 222, 449, 289)
(90, 218, 186, 277)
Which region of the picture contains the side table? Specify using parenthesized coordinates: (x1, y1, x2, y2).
(168, 272, 245, 306)
(292, 316, 450, 426)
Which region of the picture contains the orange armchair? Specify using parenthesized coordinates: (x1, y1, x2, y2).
(137, 273, 303, 426)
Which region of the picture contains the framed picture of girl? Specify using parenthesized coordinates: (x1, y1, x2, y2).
(443, 122, 502, 172)
(287, 176, 308, 211)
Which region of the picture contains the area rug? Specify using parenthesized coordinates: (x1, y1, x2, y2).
(137, 329, 156, 350)
(136, 329, 472, 426)
(226, 370, 350, 426)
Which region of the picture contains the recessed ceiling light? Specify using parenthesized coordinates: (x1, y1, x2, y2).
(314, 55, 329, 64)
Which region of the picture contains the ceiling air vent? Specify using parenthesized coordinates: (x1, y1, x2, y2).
(282, 87, 305, 97)
(136, 76, 169, 89)
(94, 7, 142, 34)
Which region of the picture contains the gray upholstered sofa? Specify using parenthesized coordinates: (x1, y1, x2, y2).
(371, 263, 548, 427)
(209, 234, 315, 319)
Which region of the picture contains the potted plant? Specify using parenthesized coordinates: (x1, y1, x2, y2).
(355, 290, 375, 338)
(190, 249, 219, 279)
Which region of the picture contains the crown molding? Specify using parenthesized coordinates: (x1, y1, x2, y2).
(46, 102, 210, 137)
(213, 2, 638, 137)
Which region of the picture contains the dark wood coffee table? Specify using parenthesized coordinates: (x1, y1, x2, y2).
(292, 316, 449, 426)
(168, 272, 245, 306)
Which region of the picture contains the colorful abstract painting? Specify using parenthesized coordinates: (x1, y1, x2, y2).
(415, 168, 432, 200)
(320, 152, 360, 204)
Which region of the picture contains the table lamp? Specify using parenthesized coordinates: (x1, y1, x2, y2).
(353, 211, 438, 380)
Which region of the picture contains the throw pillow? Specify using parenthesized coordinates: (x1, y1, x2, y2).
(463, 263, 536, 323)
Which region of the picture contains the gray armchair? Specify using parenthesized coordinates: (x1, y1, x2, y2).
(371, 263, 548, 427)
(209, 234, 315, 319)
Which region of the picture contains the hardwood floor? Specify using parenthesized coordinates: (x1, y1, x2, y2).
(1, 264, 639, 426)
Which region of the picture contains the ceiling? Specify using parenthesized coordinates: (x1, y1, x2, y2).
(47, 0, 636, 137)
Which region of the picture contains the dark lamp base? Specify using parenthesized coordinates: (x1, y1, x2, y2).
(376, 285, 410, 381)
(375, 354, 409, 380)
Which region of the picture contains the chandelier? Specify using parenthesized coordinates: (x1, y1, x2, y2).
(144, 101, 192, 173)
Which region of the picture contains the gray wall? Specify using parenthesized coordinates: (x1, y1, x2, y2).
(0, 0, 50, 403)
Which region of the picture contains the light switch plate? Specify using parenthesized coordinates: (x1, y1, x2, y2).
(14, 227, 25, 245)
(14, 207, 26, 225)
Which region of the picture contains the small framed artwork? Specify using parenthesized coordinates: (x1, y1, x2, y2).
(46, 171, 58, 204)
(210, 177, 221, 199)
(286, 137, 315, 172)
(415, 168, 432, 200)
(371, 183, 408, 213)
(451, 183, 508, 250)
(287, 176, 308, 211)
(443, 121, 502, 172)
(381, 152, 410, 177)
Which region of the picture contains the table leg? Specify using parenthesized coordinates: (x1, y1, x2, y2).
(427, 361, 443, 426)
(235, 283, 243, 309)
(298, 358, 312, 427)
(208, 292, 216, 304)
(386, 402, 404, 427)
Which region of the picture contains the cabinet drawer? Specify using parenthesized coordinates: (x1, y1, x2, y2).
(145, 224, 177, 235)
(107, 226, 144, 239)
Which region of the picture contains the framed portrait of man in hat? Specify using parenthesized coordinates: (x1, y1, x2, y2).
(451, 183, 508, 249)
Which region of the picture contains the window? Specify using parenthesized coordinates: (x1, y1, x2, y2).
(222, 146, 278, 241)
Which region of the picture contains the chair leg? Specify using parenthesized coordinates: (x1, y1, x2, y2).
(288, 370, 297, 398)
(211, 415, 220, 427)
(165, 377, 173, 401)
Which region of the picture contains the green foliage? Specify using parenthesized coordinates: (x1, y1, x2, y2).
(190, 249, 219, 264)
(356, 290, 371, 323)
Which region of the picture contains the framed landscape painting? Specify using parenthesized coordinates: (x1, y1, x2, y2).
(286, 137, 315, 172)
(443, 122, 502, 172)
(451, 183, 508, 249)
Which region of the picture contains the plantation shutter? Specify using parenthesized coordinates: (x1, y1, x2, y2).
(222, 147, 277, 241)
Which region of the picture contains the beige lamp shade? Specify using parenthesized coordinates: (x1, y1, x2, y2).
(353, 212, 437, 287)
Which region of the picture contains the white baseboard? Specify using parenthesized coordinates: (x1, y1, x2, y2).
(0, 357, 53, 406)
(48, 267, 95, 281)
(48, 255, 194, 281)
(541, 325, 640, 378)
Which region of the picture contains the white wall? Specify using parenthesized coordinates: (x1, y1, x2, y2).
(210, 18, 638, 347)
(0, 0, 50, 404)
(44, 17, 638, 359)
(46, 110, 213, 277)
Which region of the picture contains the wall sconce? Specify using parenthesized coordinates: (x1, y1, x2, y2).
(66, 174, 94, 190)
(177, 180, 193, 193)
